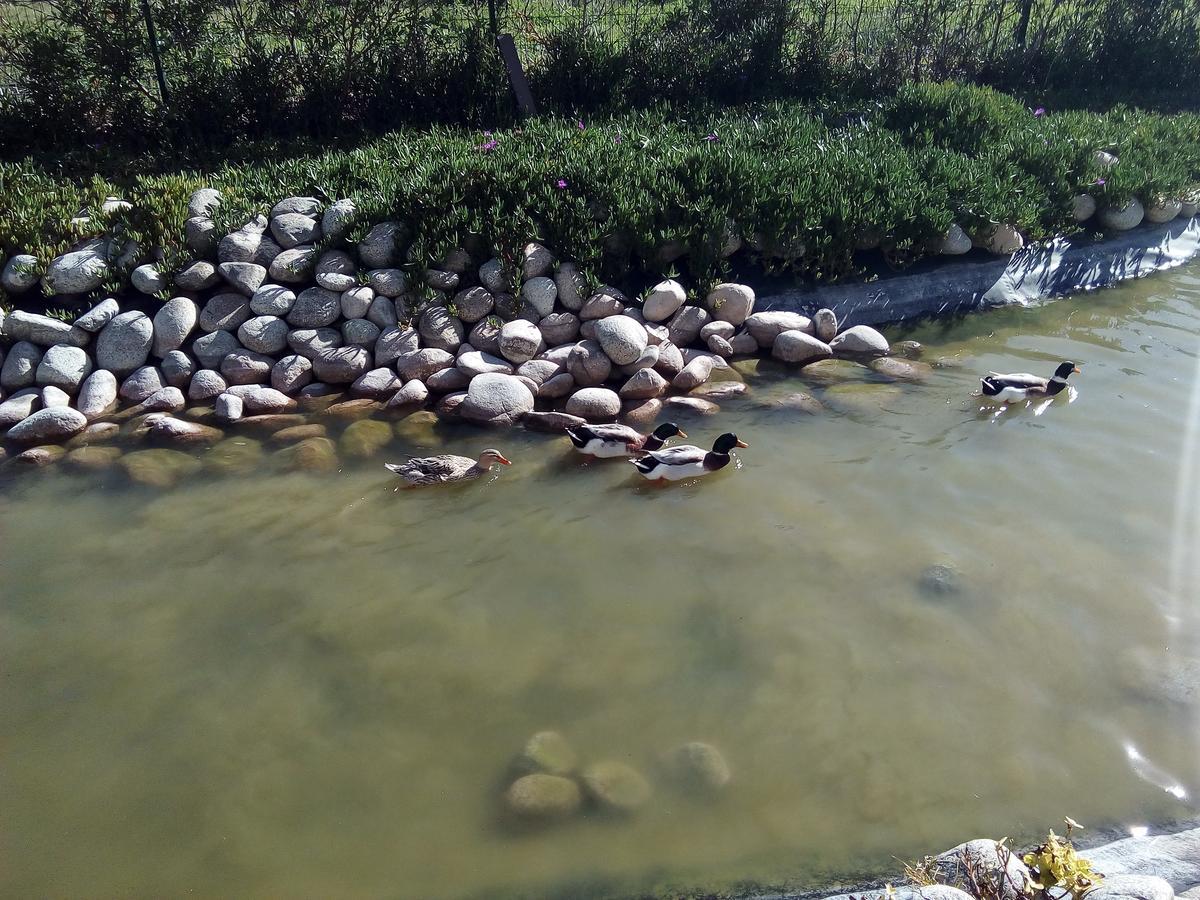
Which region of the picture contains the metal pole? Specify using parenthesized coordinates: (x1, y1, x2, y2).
(140, 0, 169, 106)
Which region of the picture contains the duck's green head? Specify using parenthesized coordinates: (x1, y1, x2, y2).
(653, 423, 687, 440)
(713, 433, 748, 454)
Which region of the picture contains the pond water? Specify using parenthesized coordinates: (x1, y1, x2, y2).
(3, 265, 1200, 900)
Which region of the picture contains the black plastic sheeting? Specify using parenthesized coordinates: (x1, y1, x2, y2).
(756, 216, 1200, 327)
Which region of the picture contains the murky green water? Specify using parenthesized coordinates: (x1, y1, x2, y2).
(4, 267, 1200, 899)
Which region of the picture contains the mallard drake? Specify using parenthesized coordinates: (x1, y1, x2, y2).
(981, 361, 1079, 403)
(384, 448, 511, 486)
(630, 432, 748, 482)
(565, 422, 687, 458)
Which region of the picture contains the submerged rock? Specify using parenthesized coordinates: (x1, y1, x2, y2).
(505, 774, 581, 821)
(203, 437, 264, 476)
(120, 448, 202, 488)
(918, 563, 963, 598)
(65, 444, 123, 472)
(516, 731, 578, 776)
(581, 761, 651, 813)
(665, 741, 731, 792)
(340, 419, 392, 459)
(279, 436, 339, 473)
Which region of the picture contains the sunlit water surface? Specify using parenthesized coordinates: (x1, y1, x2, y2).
(4, 266, 1200, 899)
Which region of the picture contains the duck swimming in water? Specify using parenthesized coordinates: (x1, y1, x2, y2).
(565, 422, 687, 458)
(630, 432, 748, 482)
(384, 448, 511, 486)
(981, 361, 1079, 403)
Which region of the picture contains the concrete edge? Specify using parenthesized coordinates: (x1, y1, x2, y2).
(757, 217, 1200, 328)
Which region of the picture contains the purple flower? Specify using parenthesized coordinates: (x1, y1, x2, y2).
(1033, 107, 1045, 117)
(576, 119, 585, 130)
(556, 179, 568, 189)
(703, 132, 719, 142)
(1095, 178, 1106, 186)
(614, 133, 623, 144)
(480, 139, 498, 152)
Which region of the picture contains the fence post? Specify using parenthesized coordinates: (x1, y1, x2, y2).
(139, 0, 169, 106)
(1015, 0, 1033, 47)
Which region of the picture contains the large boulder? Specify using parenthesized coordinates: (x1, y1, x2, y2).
(773, 330, 833, 365)
(270, 212, 321, 249)
(594, 316, 648, 365)
(367, 268, 406, 298)
(288, 328, 342, 361)
(708, 283, 755, 325)
(554, 262, 586, 311)
(191, 330, 242, 369)
(43, 246, 108, 295)
(505, 774, 581, 821)
(460, 373, 535, 427)
(188, 369, 228, 401)
(217, 224, 262, 263)
(745, 311, 813, 347)
(36, 344, 93, 392)
(619, 368, 669, 400)
(521, 277, 557, 318)
(3, 310, 89, 348)
(76, 370, 119, 419)
(321, 198, 356, 241)
(4, 407, 87, 444)
(187, 187, 221, 219)
(269, 246, 319, 284)
(199, 292, 251, 333)
(580, 289, 625, 321)
(96, 311, 153, 376)
(1099, 199, 1145, 231)
(374, 327, 420, 368)
(673, 356, 715, 390)
(160, 350, 195, 388)
(218, 261, 267, 296)
(666, 305, 710, 346)
(538, 312, 580, 346)
(419, 305, 465, 352)
(220, 350, 274, 385)
(315, 249, 357, 292)
(0, 391, 40, 428)
(74, 297, 121, 333)
(643, 279, 687, 322)
(341, 318, 381, 347)
(152, 297, 200, 356)
(457, 350, 513, 378)
(567, 340, 612, 387)
(498, 320, 545, 365)
(351, 367, 402, 399)
(271, 355, 313, 394)
(931, 840, 1033, 900)
(174, 260, 220, 291)
(521, 241, 554, 279)
(397, 348, 454, 382)
(830, 324, 889, 356)
(1, 253, 41, 293)
(238, 315, 289, 355)
(581, 761, 651, 813)
(119, 365, 167, 402)
(288, 286, 341, 328)
(313, 346, 372, 384)
(340, 286, 374, 320)
(250, 284, 296, 317)
(358, 221, 404, 268)
(565, 387, 621, 421)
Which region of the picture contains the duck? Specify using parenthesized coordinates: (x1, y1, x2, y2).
(981, 361, 1079, 403)
(565, 422, 687, 458)
(630, 432, 748, 482)
(384, 448, 511, 486)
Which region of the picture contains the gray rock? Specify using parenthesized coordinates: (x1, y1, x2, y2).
(288, 286, 341, 328)
(367, 295, 399, 330)
(236, 386, 295, 415)
(538, 312, 580, 346)
(119, 366, 166, 403)
(218, 261, 267, 296)
(40, 385, 70, 408)
(184, 216, 217, 256)
(701, 321, 736, 342)
(453, 286, 495, 324)
(268, 246, 319, 284)
(745, 311, 813, 347)
(270, 212, 320, 249)
(74, 297, 121, 333)
(1099, 199, 1146, 231)
(521, 276, 557, 318)
(36, 344, 93, 392)
(554, 262, 586, 311)
(358, 222, 404, 269)
(389, 379, 430, 408)
(567, 339, 612, 387)
(76, 370, 119, 419)
(813, 308, 838, 342)
(692, 381, 746, 401)
(654, 341, 685, 377)
(2, 254, 41, 293)
(374, 327, 420, 368)
(341, 318, 381, 348)
(5, 406, 87, 444)
(397, 348, 455, 382)
(144, 415, 223, 447)
(706, 334, 734, 357)
(367, 268, 406, 298)
(313, 346, 371, 384)
(523, 410, 588, 433)
(3, 310, 90, 348)
(581, 760, 651, 813)
(43, 246, 108, 295)
(425, 367, 470, 393)
(619, 368, 669, 400)
(220, 350, 274, 385)
(667, 305, 711, 346)
(667, 396, 719, 416)
(665, 741, 731, 791)
(1085, 829, 1200, 891)
(160, 350, 195, 388)
(271, 196, 321, 218)
(580, 290, 625, 321)
(830, 324, 890, 356)
(287, 328, 343, 360)
(191, 330, 242, 369)
(271, 355, 313, 394)
(140, 386, 186, 413)
(152, 297, 199, 357)
(773, 330, 833, 365)
(498, 320, 545, 365)
(1085, 876, 1174, 900)
(187, 188, 221, 219)
(622, 397, 664, 429)
(341, 286, 374, 320)
(321, 198, 356, 241)
(316, 249, 357, 292)
(478, 258, 509, 294)
(460, 372, 535, 427)
(351, 367, 402, 399)
(417, 305, 464, 352)
(565, 387, 621, 421)
(931, 840, 1033, 900)
(644, 279, 687, 322)
(250, 284, 296, 317)
(187, 369, 228, 401)
(131, 264, 168, 294)
(870, 357, 932, 382)
(822, 888, 976, 900)
(174, 260, 221, 291)
(215, 392, 243, 423)
(96, 311, 154, 376)
(237, 315, 289, 355)
(218, 226, 261, 264)
(0, 391, 40, 428)
(468, 318, 502, 355)
(505, 773, 581, 821)
(595, 316, 648, 365)
(538, 372, 575, 399)
(458, 350, 514, 378)
(673, 356, 715, 390)
(199, 292, 251, 333)
(522, 242, 554, 279)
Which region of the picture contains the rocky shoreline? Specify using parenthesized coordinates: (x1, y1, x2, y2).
(0, 189, 935, 479)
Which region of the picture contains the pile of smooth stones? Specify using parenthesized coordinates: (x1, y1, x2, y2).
(0, 190, 930, 484)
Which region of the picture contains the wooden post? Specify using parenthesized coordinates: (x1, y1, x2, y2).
(1015, 0, 1034, 48)
(496, 33, 537, 118)
(140, 0, 169, 106)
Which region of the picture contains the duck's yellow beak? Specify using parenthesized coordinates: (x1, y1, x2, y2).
(677, 429, 688, 439)
(735, 439, 749, 448)
(1073, 366, 1081, 374)
(496, 455, 513, 466)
